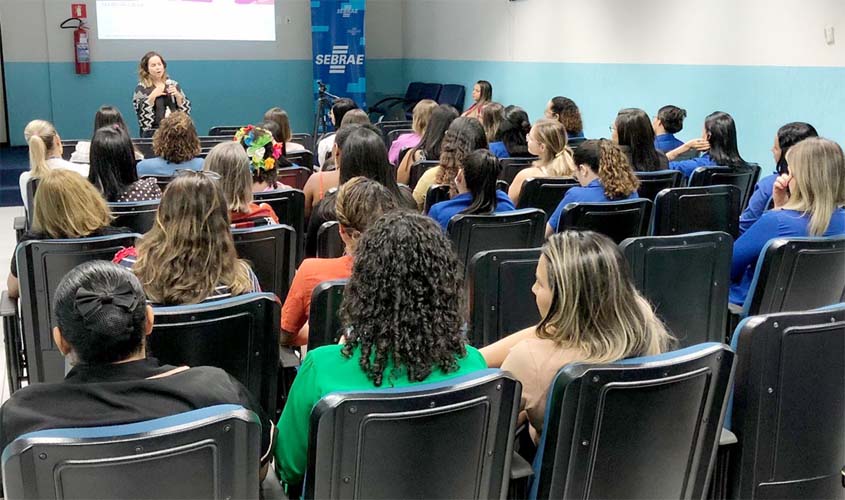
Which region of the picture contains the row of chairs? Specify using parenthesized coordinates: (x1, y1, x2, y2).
(370, 81, 466, 120)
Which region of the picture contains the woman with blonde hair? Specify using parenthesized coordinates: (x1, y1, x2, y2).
(136, 112, 203, 176)
(388, 99, 437, 165)
(546, 139, 640, 236)
(263, 107, 306, 153)
(7, 169, 131, 299)
(114, 171, 260, 305)
(204, 140, 279, 227)
(730, 137, 845, 306)
(481, 230, 673, 440)
(20, 120, 89, 211)
(508, 119, 576, 204)
(480, 102, 505, 144)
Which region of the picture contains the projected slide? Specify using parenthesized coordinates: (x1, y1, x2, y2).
(96, 0, 276, 41)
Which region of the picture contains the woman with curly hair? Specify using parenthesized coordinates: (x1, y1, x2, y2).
(545, 96, 585, 146)
(136, 112, 203, 176)
(546, 139, 640, 236)
(412, 116, 488, 209)
(481, 230, 672, 441)
(275, 211, 487, 485)
(114, 171, 260, 305)
(508, 119, 576, 204)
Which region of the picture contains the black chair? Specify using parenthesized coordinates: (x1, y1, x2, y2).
(437, 84, 466, 113)
(530, 343, 735, 500)
(133, 138, 154, 158)
(11, 234, 140, 386)
(726, 304, 845, 500)
(286, 149, 314, 170)
(385, 128, 414, 149)
(688, 164, 761, 210)
(1, 404, 261, 500)
(558, 199, 653, 244)
(496, 179, 510, 193)
(232, 225, 296, 302)
(289, 132, 314, 152)
(306, 279, 347, 353)
(516, 177, 578, 219)
(740, 236, 845, 317)
(447, 209, 546, 273)
(620, 232, 732, 348)
(150, 292, 281, 417)
(198, 135, 228, 149)
(253, 188, 305, 264)
(24, 177, 39, 227)
(424, 184, 451, 214)
(108, 199, 159, 235)
(651, 185, 741, 239)
(376, 120, 414, 139)
(635, 170, 683, 202)
(408, 159, 440, 190)
(370, 82, 426, 120)
(208, 125, 241, 136)
(59, 139, 80, 160)
(305, 369, 520, 499)
(316, 221, 344, 259)
(499, 157, 539, 186)
(468, 248, 541, 347)
(277, 166, 312, 190)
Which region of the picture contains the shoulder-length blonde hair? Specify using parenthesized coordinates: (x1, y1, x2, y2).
(782, 137, 845, 236)
(204, 142, 252, 214)
(33, 169, 112, 238)
(531, 119, 575, 177)
(24, 119, 59, 178)
(152, 112, 200, 163)
(480, 102, 504, 143)
(411, 99, 438, 136)
(536, 231, 673, 363)
(133, 172, 253, 305)
(263, 107, 293, 143)
(138, 51, 168, 88)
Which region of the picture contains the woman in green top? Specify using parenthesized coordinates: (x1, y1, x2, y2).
(274, 211, 487, 484)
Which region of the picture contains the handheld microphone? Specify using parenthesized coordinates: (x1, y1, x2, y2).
(166, 78, 177, 106)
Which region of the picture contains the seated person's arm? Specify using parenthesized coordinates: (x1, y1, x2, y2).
(6, 274, 19, 300)
(480, 326, 537, 368)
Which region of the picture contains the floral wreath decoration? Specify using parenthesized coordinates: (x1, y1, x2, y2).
(234, 125, 284, 172)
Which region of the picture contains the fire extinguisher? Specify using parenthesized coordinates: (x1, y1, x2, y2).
(60, 18, 90, 75)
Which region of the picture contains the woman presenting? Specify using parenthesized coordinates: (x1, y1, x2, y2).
(132, 51, 191, 135)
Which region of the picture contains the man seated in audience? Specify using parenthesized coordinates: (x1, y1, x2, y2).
(652, 105, 687, 153)
(0, 261, 276, 479)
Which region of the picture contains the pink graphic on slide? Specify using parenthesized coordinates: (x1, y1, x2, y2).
(182, 0, 273, 3)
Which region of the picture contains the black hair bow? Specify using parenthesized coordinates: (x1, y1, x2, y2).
(75, 282, 139, 320)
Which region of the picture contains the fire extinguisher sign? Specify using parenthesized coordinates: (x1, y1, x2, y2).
(71, 3, 87, 19)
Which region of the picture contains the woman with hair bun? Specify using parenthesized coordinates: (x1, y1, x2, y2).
(489, 106, 532, 159)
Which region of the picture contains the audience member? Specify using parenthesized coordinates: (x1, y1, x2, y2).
(546, 139, 640, 235)
(509, 119, 576, 204)
(7, 169, 131, 299)
(88, 125, 161, 202)
(115, 172, 260, 305)
(316, 98, 359, 168)
(730, 137, 845, 306)
(133, 51, 190, 134)
(481, 230, 672, 441)
(653, 105, 687, 153)
(281, 177, 399, 346)
(413, 117, 488, 208)
(275, 211, 487, 485)
(20, 119, 89, 211)
(667, 111, 749, 178)
(264, 107, 306, 153)
(321, 109, 371, 171)
(397, 104, 459, 185)
(613, 108, 669, 172)
(136, 112, 203, 176)
(71, 105, 144, 164)
(489, 106, 532, 159)
(429, 149, 515, 230)
(388, 99, 437, 165)
(545, 96, 585, 144)
(0, 261, 275, 478)
(462, 80, 493, 120)
(246, 123, 294, 190)
(480, 102, 505, 143)
(739, 122, 818, 234)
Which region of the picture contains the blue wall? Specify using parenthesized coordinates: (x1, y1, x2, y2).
(404, 59, 845, 170)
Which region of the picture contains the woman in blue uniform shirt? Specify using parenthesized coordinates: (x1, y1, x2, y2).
(667, 111, 749, 178)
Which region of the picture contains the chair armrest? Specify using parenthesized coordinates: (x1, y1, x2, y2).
(510, 451, 534, 481)
(0, 291, 16, 317)
(279, 346, 301, 369)
(719, 427, 738, 447)
(14, 216, 25, 242)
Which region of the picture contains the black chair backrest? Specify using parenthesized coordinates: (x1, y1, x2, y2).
(149, 293, 281, 417)
(620, 231, 732, 347)
(744, 236, 845, 316)
(306, 279, 347, 353)
(1, 404, 261, 500)
(447, 209, 546, 272)
(60, 139, 79, 160)
(437, 84, 466, 113)
(208, 125, 241, 136)
(424, 184, 451, 214)
(132, 139, 154, 158)
(688, 164, 761, 210)
(408, 160, 440, 190)
(305, 369, 520, 500)
(559, 199, 653, 244)
(16, 234, 140, 384)
(252, 188, 305, 264)
(317, 221, 344, 259)
(386, 128, 414, 148)
(651, 185, 741, 239)
(417, 82, 442, 103)
(291, 133, 315, 153)
(377, 120, 413, 138)
(198, 136, 228, 149)
(25, 177, 39, 227)
(635, 170, 683, 202)
(232, 225, 295, 302)
(108, 199, 160, 235)
(286, 149, 314, 170)
(729, 305, 845, 500)
(533, 343, 735, 500)
(499, 157, 539, 186)
(277, 166, 312, 190)
(515, 177, 578, 219)
(468, 248, 541, 347)
(496, 179, 510, 193)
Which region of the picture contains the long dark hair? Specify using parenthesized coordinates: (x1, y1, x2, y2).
(438, 117, 488, 184)
(339, 126, 405, 202)
(93, 106, 131, 137)
(776, 122, 818, 174)
(704, 111, 747, 169)
(460, 149, 501, 216)
(419, 104, 459, 161)
(497, 106, 531, 157)
(476, 80, 493, 102)
(616, 108, 663, 172)
(88, 126, 139, 202)
(340, 211, 467, 386)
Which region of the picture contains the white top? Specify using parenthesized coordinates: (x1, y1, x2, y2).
(316, 133, 336, 169)
(19, 157, 89, 211)
(286, 141, 306, 153)
(70, 141, 144, 164)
